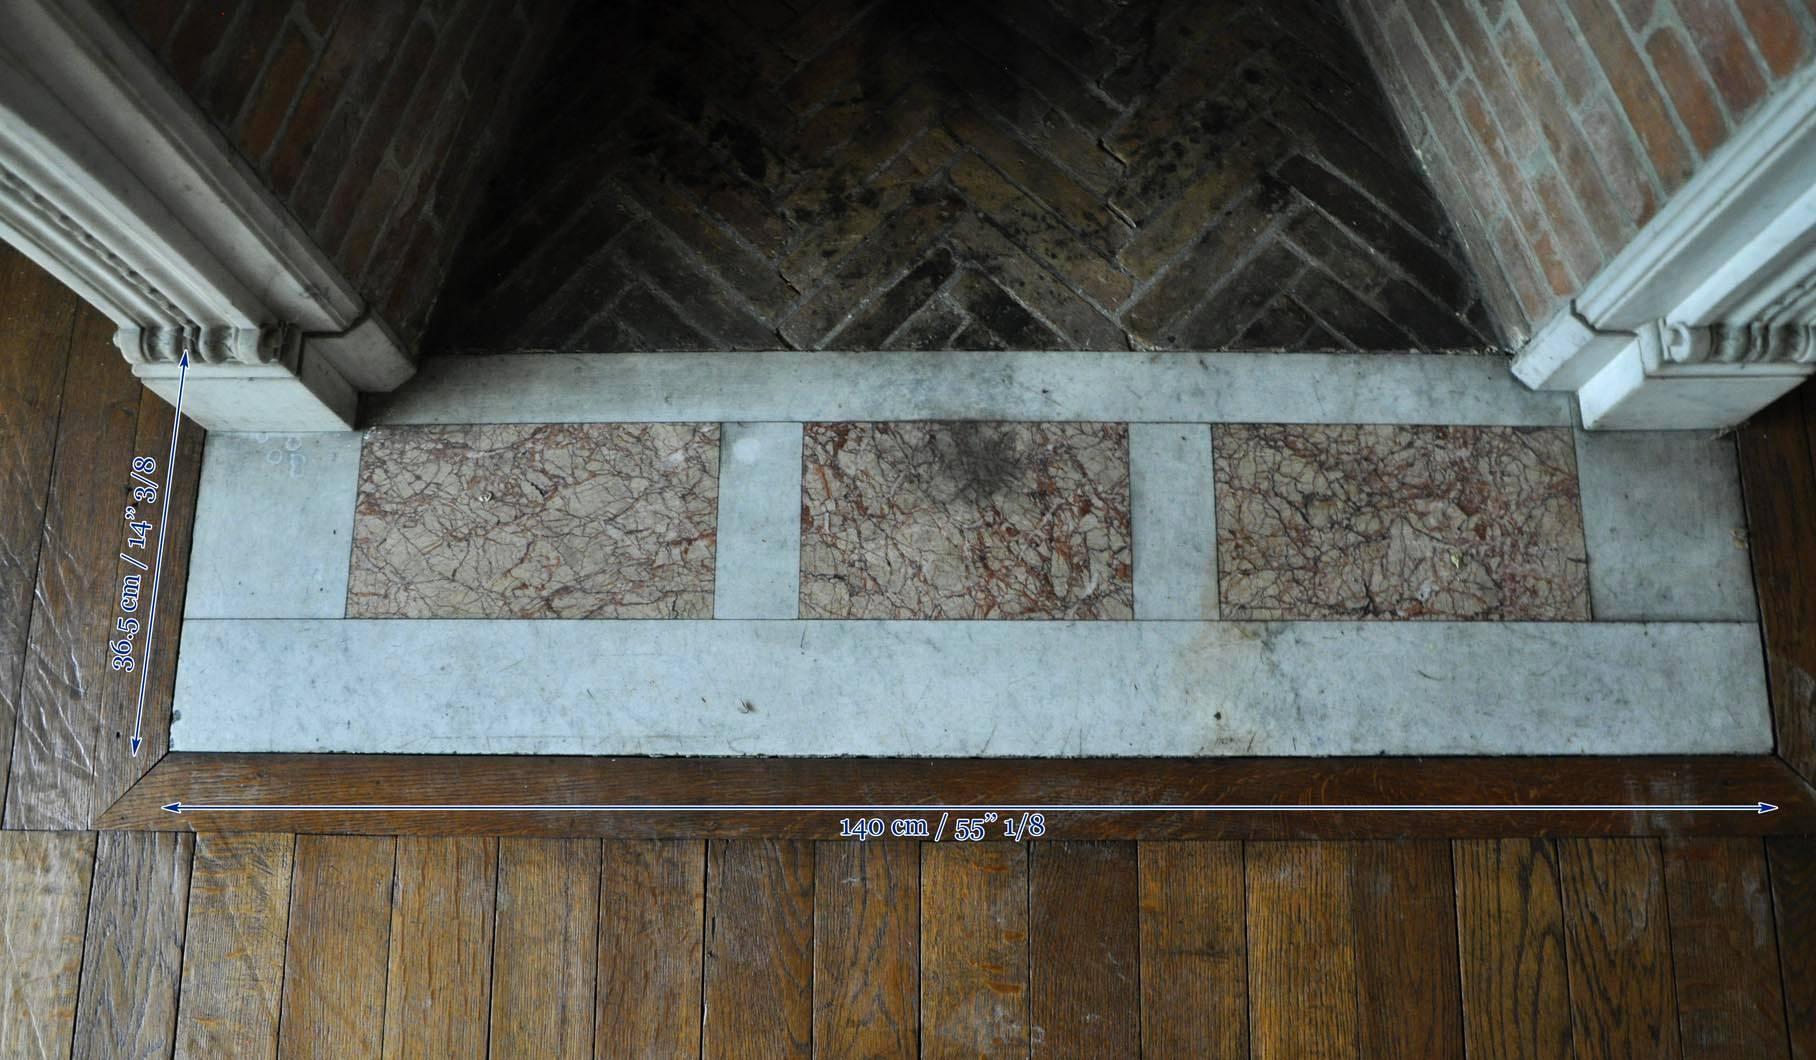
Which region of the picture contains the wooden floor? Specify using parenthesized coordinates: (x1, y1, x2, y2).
(4, 250, 1816, 1058)
(2, 830, 1813, 1058)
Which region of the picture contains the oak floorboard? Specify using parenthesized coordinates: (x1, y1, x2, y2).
(1138, 841, 1248, 1059)
(277, 835, 395, 1060)
(0, 245, 78, 813)
(3, 305, 143, 830)
(175, 832, 294, 1060)
(813, 840, 917, 1058)
(1557, 838, 1682, 1060)
(1029, 840, 1139, 1058)
(1661, 838, 1790, 1059)
(0, 830, 95, 1060)
(489, 837, 599, 1059)
(1766, 838, 1816, 1060)
(1245, 841, 1359, 1059)
(1452, 839, 1573, 1060)
(920, 842, 1030, 1058)
(71, 830, 192, 1060)
(379, 837, 497, 1060)
(596, 839, 705, 1057)
(702, 839, 815, 1060)
(1350, 841, 1466, 1057)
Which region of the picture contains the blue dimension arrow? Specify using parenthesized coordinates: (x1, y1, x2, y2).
(132, 352, 187, 757)
(160, 801, 1780, 815)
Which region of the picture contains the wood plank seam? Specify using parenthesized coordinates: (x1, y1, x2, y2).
(374, 839, 398, 1059)
(1240, 845, 1254, 1059)
(483, 836, 503, 1060)
(274, 836, 299, 1059)
(1764, 857, 1796, 1060)
(697, 840, 708, 1057)
(268, 834, 303, 1053)
(1135, 849, 1146, 1057)
(1657, 847, 1689, 1060)
(1555, 840, 1582, 1060)
(72, 832, 101, 1055)
(591, 840, 605, 1058)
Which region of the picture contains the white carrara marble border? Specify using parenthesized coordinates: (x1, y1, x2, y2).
(1130, 424, 1218, 620)
(1573, 428, 1757, 622)
(713, 422, 804, 619)
(184, 432, 362, 618)
(372, 351, 1571, 427)
(169, 619, 1770, 757)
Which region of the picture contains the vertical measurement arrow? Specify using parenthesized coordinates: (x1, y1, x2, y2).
(131, 352, 187, 756)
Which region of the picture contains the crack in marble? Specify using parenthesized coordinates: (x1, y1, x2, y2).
(347, 423, 718, 618)
(1213, 424, 1589, 621)
(800, 421, 1133, 619)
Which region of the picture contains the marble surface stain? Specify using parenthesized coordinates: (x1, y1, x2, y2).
(801, 421, 1134, 619)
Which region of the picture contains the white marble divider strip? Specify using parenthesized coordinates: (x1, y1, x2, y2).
(183, 432, 363, 618)
(1130, 424, 1218, 620)
(714, 422, 804, 619)
(374, 351, 1571, 427)
(1573, 428, 1758, 622)
(171, 619, 1770, 757)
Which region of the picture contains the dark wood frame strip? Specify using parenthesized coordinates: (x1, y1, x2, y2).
(99, 752, 1816, 838)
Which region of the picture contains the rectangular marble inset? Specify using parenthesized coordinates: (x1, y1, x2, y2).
(186, 432, 361, 618)
(170, 619, 1771, 756)
(801, 422, 1133, 619)
(1129, 424, 1218, 620)
(1574, 429, 1756, 621)
(1214, 425, 1590, 620)
(714, 422, 803, 619)
(346, 423, 718, 618)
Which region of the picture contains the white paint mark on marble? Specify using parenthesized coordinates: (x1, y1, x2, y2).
(1130, 423, 1218, 619)
(170, 618, 1770, 757)
(183, 432, 361, 618)
(1574, 428, 1757, 621)
(713, 422, 803, 619)
(373, 351, 1570, 427)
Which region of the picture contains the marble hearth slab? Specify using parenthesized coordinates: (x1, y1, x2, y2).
(168, 619, 1770, 757)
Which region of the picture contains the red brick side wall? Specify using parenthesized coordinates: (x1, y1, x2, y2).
(1342, 0, 1815, 343)
(107, 0, 568, 347)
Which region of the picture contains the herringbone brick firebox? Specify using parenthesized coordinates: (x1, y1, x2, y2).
(428, 0, 1497, 354)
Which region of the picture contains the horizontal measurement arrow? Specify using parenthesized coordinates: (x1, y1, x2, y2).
(161, 801, 1779, 815)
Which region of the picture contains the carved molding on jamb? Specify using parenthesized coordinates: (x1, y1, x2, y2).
(1514, 64, 1816, 430)
(0, 0, 413, 430)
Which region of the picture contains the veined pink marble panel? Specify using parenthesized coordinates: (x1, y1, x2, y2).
(347, 423, 718, 618)
(801, 422, 1133, 619)
(1214, 424, 1589, 620)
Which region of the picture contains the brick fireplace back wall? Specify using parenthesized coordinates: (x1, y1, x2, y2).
(107, 0, 570, 347)
(1342, 0, 1815, 344)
